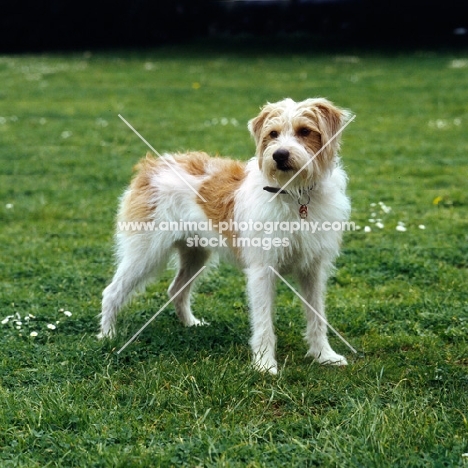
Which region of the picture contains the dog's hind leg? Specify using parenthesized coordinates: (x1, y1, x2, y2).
(99, 234, 171, 338)
(168, 244, 210, 326)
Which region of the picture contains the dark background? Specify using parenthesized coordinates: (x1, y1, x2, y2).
(1, 0, 467, 52)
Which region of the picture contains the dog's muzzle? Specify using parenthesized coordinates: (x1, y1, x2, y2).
(272, 149, 291, 171)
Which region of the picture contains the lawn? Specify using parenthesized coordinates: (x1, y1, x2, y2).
(0, 39, 467, 467)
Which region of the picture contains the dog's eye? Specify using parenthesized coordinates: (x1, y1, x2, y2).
(298, 128, 311, 137)
(269, 130, 279, 139)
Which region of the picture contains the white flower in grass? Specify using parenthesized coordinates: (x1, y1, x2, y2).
(429, 119, 450, 130)
(205, 117, 239, 127)
(1, 317, 11, 325)
(396, 224, 407, 232)
(364, 226, 372, 233)
(375, 222, 384, 229)
(95, 118, 108, 128)
(30, 331, 38, 337)
(378, 201, 391, 214)
(6, 203, 13, 209)
(47, 324, 56, 330)
(63, 310, 72, 317)
(61, 131, 72, 139)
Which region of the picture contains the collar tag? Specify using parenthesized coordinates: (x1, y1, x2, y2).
(299, 204, 308, 219)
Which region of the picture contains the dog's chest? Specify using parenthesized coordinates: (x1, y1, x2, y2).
(234, 197, 341, 269)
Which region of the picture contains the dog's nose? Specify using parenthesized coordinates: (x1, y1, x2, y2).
(272, 149, 290, 163)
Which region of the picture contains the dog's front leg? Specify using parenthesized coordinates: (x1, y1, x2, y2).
(246, 265, 278, 375)
(298, 262, 347, 366)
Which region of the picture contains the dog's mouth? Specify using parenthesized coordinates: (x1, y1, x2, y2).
(275, 162, 293, 172)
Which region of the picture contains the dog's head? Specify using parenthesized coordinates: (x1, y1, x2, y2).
(248, 98, 352, 189)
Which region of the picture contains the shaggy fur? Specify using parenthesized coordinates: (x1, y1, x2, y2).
(99, 97, 352, 375)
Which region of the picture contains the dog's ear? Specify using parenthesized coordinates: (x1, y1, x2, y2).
(312, 99, 353, 158)
(248, 103, 276, 169)
(248, 103, 274, 145)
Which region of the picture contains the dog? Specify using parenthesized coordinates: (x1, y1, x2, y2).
(99, 97, 352, 375)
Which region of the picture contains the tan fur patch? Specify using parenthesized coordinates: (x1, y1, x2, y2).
(119, 151, 246, 248)
(307, 100, 345, 163)
(295, 102, 344, 176)
(313, 101, 344, 139)
(248, 103, 286, 169)
(197, 157, 246, 245)
(119, 153, 160, 225)
(173, 151, 210, 176)
(292, 114, 324, 174)
(119, 152, 211, 227)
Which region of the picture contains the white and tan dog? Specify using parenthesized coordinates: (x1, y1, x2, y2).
(100, 98, 352, 374)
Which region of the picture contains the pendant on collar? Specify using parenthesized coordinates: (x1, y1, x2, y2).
(298, 190, 311, 219)
(299, 204, 308, 219)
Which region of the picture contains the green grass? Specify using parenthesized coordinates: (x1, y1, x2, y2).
(1, 40, 467, 467)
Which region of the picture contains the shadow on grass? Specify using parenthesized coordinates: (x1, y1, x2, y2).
(105, 314, 250, 366)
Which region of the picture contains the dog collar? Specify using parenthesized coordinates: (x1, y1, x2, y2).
(263, 185, 316, 219)
(263, 186, 289, 194)
(262, 184, 316, 195)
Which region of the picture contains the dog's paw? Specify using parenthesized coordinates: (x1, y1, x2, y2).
(253, 361, 278, 375)
(316, 353, 348, 366)
(185, 317, 210, 327)
(97, 328, 115, 340)
(252, 355, 278, 375)
(307, 348, 348, 366)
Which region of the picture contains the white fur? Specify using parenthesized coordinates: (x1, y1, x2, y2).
(99, 98, 352, 375)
